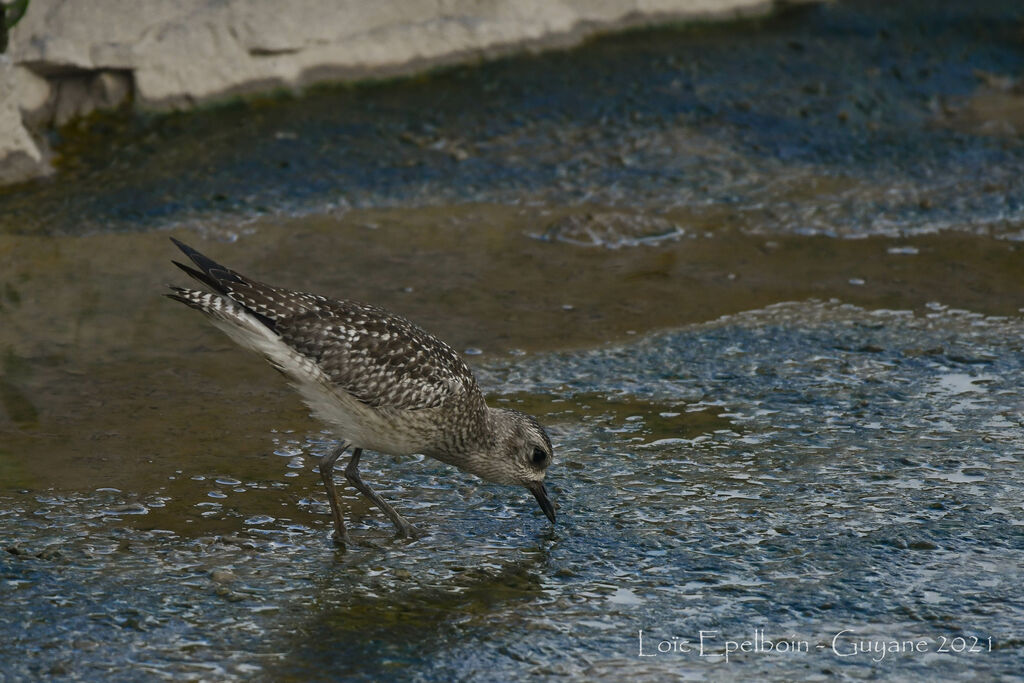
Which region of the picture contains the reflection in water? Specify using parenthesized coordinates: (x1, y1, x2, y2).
(271, 557, 549, 680)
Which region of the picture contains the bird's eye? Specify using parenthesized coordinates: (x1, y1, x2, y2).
(532, 446, 547, 465)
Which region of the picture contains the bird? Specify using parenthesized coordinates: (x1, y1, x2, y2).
(165, 237, 555, 545)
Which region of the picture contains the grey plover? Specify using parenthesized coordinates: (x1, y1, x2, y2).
(166, 237, 555, 545)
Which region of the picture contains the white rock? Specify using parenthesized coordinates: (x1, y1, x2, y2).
(0, 57, 49, 184)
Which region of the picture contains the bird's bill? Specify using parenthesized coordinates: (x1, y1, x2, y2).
(527, 481, 556, 523)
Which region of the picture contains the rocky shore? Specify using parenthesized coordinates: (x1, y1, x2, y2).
(0, 0, 801, 184)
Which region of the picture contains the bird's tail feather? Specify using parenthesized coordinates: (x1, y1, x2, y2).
(166, 286, 281, 351)
(169, 237, 247, 290)
(166, 286, 331, 390)
(172, 260, 225, 294)
(166, 238, 279, 331)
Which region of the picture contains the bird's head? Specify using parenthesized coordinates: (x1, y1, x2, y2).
(469, 407, 556, 523)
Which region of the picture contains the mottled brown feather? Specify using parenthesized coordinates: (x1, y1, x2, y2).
(170, 239, 474, 411)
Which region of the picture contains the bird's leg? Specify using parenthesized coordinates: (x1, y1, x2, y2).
(344, 448, 422, 539)
(318, 443, 352, 546)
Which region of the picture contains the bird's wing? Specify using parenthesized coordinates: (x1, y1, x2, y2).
(277, 300, 476, 410)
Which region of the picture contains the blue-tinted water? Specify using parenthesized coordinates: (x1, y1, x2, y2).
(4, 302, 1023, 680)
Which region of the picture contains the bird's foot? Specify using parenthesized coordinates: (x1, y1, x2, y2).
(394, 522, 424, 540)
(331, 529, 354, 547)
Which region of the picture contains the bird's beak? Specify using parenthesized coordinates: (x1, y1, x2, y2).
(527, 481, 556, 524)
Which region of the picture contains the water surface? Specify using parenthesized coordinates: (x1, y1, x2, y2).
(2, 0, 1024, 680)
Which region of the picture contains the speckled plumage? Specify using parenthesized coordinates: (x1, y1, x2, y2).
(166, 238, 555, 544)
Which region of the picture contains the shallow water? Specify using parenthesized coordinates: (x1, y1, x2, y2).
(4, 303, 1024, 680)
(3, 0, 1024, 680)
